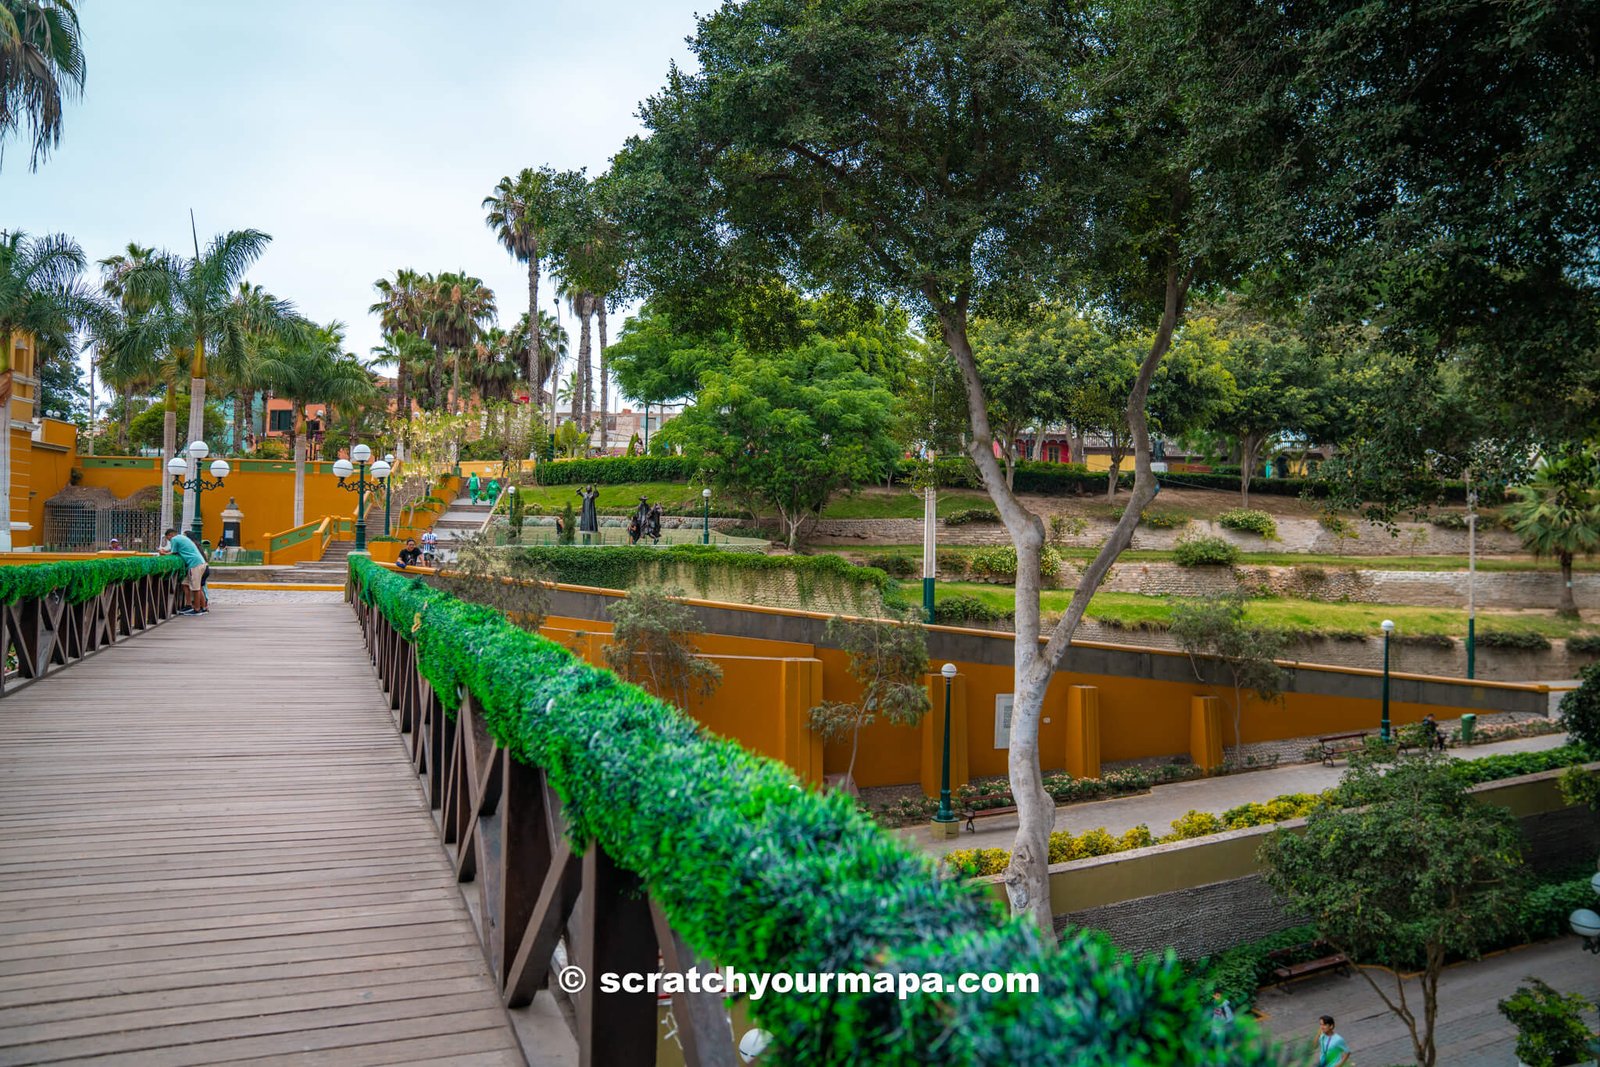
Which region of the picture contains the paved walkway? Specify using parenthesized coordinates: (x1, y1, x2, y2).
(1255, 937, 1600, 1066)
(0, 601, 523, 1065)
(909, 732, 1572, 857)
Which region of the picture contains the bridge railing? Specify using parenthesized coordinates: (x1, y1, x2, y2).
(346, 555, 1268, 1066)
(0, 556, 185, 696)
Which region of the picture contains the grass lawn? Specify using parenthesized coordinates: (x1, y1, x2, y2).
(916, 581, 1597, 640)
(820, 489, 994, 519)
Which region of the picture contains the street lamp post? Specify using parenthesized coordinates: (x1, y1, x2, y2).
(934, 663, 959, 829)
(168, 441, 229, 545)
(331, 444, 390, 553)
(922, 484, 937, 624)
(702, 487, 711, 545)
(1466, 488, 1478, 679)
(1380, 618, 1395, 741)
(1570, 871, 1600, 954)
(383, 453, 395, 537)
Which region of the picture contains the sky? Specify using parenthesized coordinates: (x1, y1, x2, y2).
(0, 0, 708, 408)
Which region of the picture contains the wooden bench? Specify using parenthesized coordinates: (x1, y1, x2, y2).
(962, 805, 1018, 833)
(1314, 731, 1369, 767)
(1267, 942, 1352, 992)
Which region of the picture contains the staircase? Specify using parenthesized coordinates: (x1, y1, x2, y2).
(288, 539, 362, 583)
(428, 498, 495, 560)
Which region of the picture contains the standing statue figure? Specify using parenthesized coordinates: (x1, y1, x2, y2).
(633, 496, 651, 530)
(647, 503, 664, 545)
(577, 485, 601, 538)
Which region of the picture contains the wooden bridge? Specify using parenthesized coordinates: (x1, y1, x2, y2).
(0, 578, 529, 1065)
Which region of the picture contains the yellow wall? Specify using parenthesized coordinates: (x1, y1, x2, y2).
(514, 584, 1555, 793)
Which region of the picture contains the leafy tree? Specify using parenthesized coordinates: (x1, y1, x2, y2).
(1502, 453, 1600, 617)
(1261, 753, 1530, 1067)
(602, 586, 723, 709)
(807, 612, 930, 793)
(94, 242, 162, 453)
(0, 0, 84, 170)
(552, 418, 587, 459)
(35, 329, 85, 425)
(370, 270, 434, 430)
(607, 304, 735, 407)
(1168, 593, 1286, 761)
(128, 393, 222, 450)
(664, 343, 901, 548)
(621, 0, 1295, 931)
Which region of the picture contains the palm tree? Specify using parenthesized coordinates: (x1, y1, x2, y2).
(95, 243, 160, 453)
(124, 228, 304, 530)
(426, 272, 494, 415)
(260, 322, 376, 525)
(0, 230, 101, 546)
(225, 281, 303, 454)
(483, 168, 559, 404)
(549, 170, 629, 449)
(0, 0, 85, 171)
(1504, 454, 1600, 617)
(371, 328, 432, 443)
(370, 269, 432, 433)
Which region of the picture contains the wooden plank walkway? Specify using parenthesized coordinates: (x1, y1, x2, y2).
(0, 601, 524, 1066)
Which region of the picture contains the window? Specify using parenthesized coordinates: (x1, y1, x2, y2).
(269, 409, 292, 433)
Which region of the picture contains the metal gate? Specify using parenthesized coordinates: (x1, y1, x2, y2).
(42, 504, 164, 552)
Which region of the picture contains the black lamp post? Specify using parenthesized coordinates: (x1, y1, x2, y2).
(168, 441, 229, 545)
(382, 453, 395, 536)
(1380, 618, 1395, 741)
(933, 663, 959, 828)
(702, 487, 712, 545)
(331, 444, 390, 553)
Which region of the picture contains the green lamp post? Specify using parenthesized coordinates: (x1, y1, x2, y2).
(934, 663, 959, 829)
(1380, 618, 1395, 741)
(332, 444, 390, 553)
(702, 487, 711, 545)
(168, 441, 229, 546)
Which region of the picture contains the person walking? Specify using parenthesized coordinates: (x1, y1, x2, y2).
(487, 477, 500, 503)
(161, 527, 209, 616)
(467, 472, 481, 505)
(1314, 1015, 1350, 1066)
(1209, 992, 1234, 1046)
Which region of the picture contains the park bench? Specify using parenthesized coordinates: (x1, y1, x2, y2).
(1267, 941, 1352, 992)
(962, 804, 1018, 833)
(1314, 731, 1369, 767)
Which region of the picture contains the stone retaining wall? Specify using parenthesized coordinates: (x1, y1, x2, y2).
(811, 514, 1528, 555)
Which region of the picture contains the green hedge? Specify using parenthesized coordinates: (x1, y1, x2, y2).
(349, 555, 1270, 1065)
(509, 545, 893, 607)
(535, 456, 696, 485)
(0, 555, 184, 604)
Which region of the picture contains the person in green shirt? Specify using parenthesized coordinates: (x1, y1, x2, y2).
(467, 472, 481, 504)
(162, 528, 209, 616)
(1315, 1015, 1350, 1066)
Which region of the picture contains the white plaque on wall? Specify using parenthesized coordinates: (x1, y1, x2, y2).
(995, 694, 1013, 749)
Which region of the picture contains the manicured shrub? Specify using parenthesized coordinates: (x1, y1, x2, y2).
(935, 548, 970, 578)
(1567, 634, 1600, 655)
(1558, 661, 1600, 751)
(943, 506, 1001, 526)
(1164, 810, 1226, 840)
(1217, 509, 1278, 540)
(934, 595, 1006, 625)
(535, 456, 695, 485)
(967, 545, 1065, 584)
(0, 555, 183, 604)
(1112, 505, 1190, 529)
(1477, 629, 1553, 651)
(867, 553, 917, 578)
(1173, 536, 1240, 567)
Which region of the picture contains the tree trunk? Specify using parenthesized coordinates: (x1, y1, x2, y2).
(85, 355, 96, 456)
(577, 296, 594, 436)
(233, 392, 247, 454)
(161, 382, 178, 535)
(527, 258, 542, 391)
(119, 380, 134, 453)
(0, 341, 12, 551)
(1559, 552, 1578, 616)
(293, 401, 307, 526)
(935, 258, 1191, 936)
(597, 302, 609, 454)
(1239, 432, 1265, 508)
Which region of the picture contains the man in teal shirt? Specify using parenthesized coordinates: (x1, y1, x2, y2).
(1315, 1015, 1350, 1066)
(163, 527, 208, 616)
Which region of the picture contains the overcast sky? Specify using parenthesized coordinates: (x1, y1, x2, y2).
(0, 0, 706, 405)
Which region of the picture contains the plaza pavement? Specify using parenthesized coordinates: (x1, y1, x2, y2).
(1254, 936, 1600, 1066)
(906, 731, 1573, 858)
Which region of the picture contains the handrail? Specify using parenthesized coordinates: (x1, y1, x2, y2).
(0, 556, 184, 697)
(266, 515, 331, 553)
(346, 555, 1269, 1065)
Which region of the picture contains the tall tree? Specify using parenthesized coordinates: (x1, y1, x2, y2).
(483, 167, 560, 411)
(425, 271, 494, 416)
(370, 269, 433, 442)
(621, 0, 1292, 932)
(95, 243, 160, 454)
(125, 228, 303, 531)
(260, 322, 376, 525)
(549, 169, 629, 448)
(0, 0, 84, 170)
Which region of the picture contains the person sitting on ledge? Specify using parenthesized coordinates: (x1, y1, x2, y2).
(396, 538, 423, 570)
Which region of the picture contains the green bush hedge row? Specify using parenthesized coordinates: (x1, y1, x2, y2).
(0, 555, 184, 604)
(1173, 536, 1240, 567)
(534, 456, 697, 485)
(349, 555, 1269, 1065)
